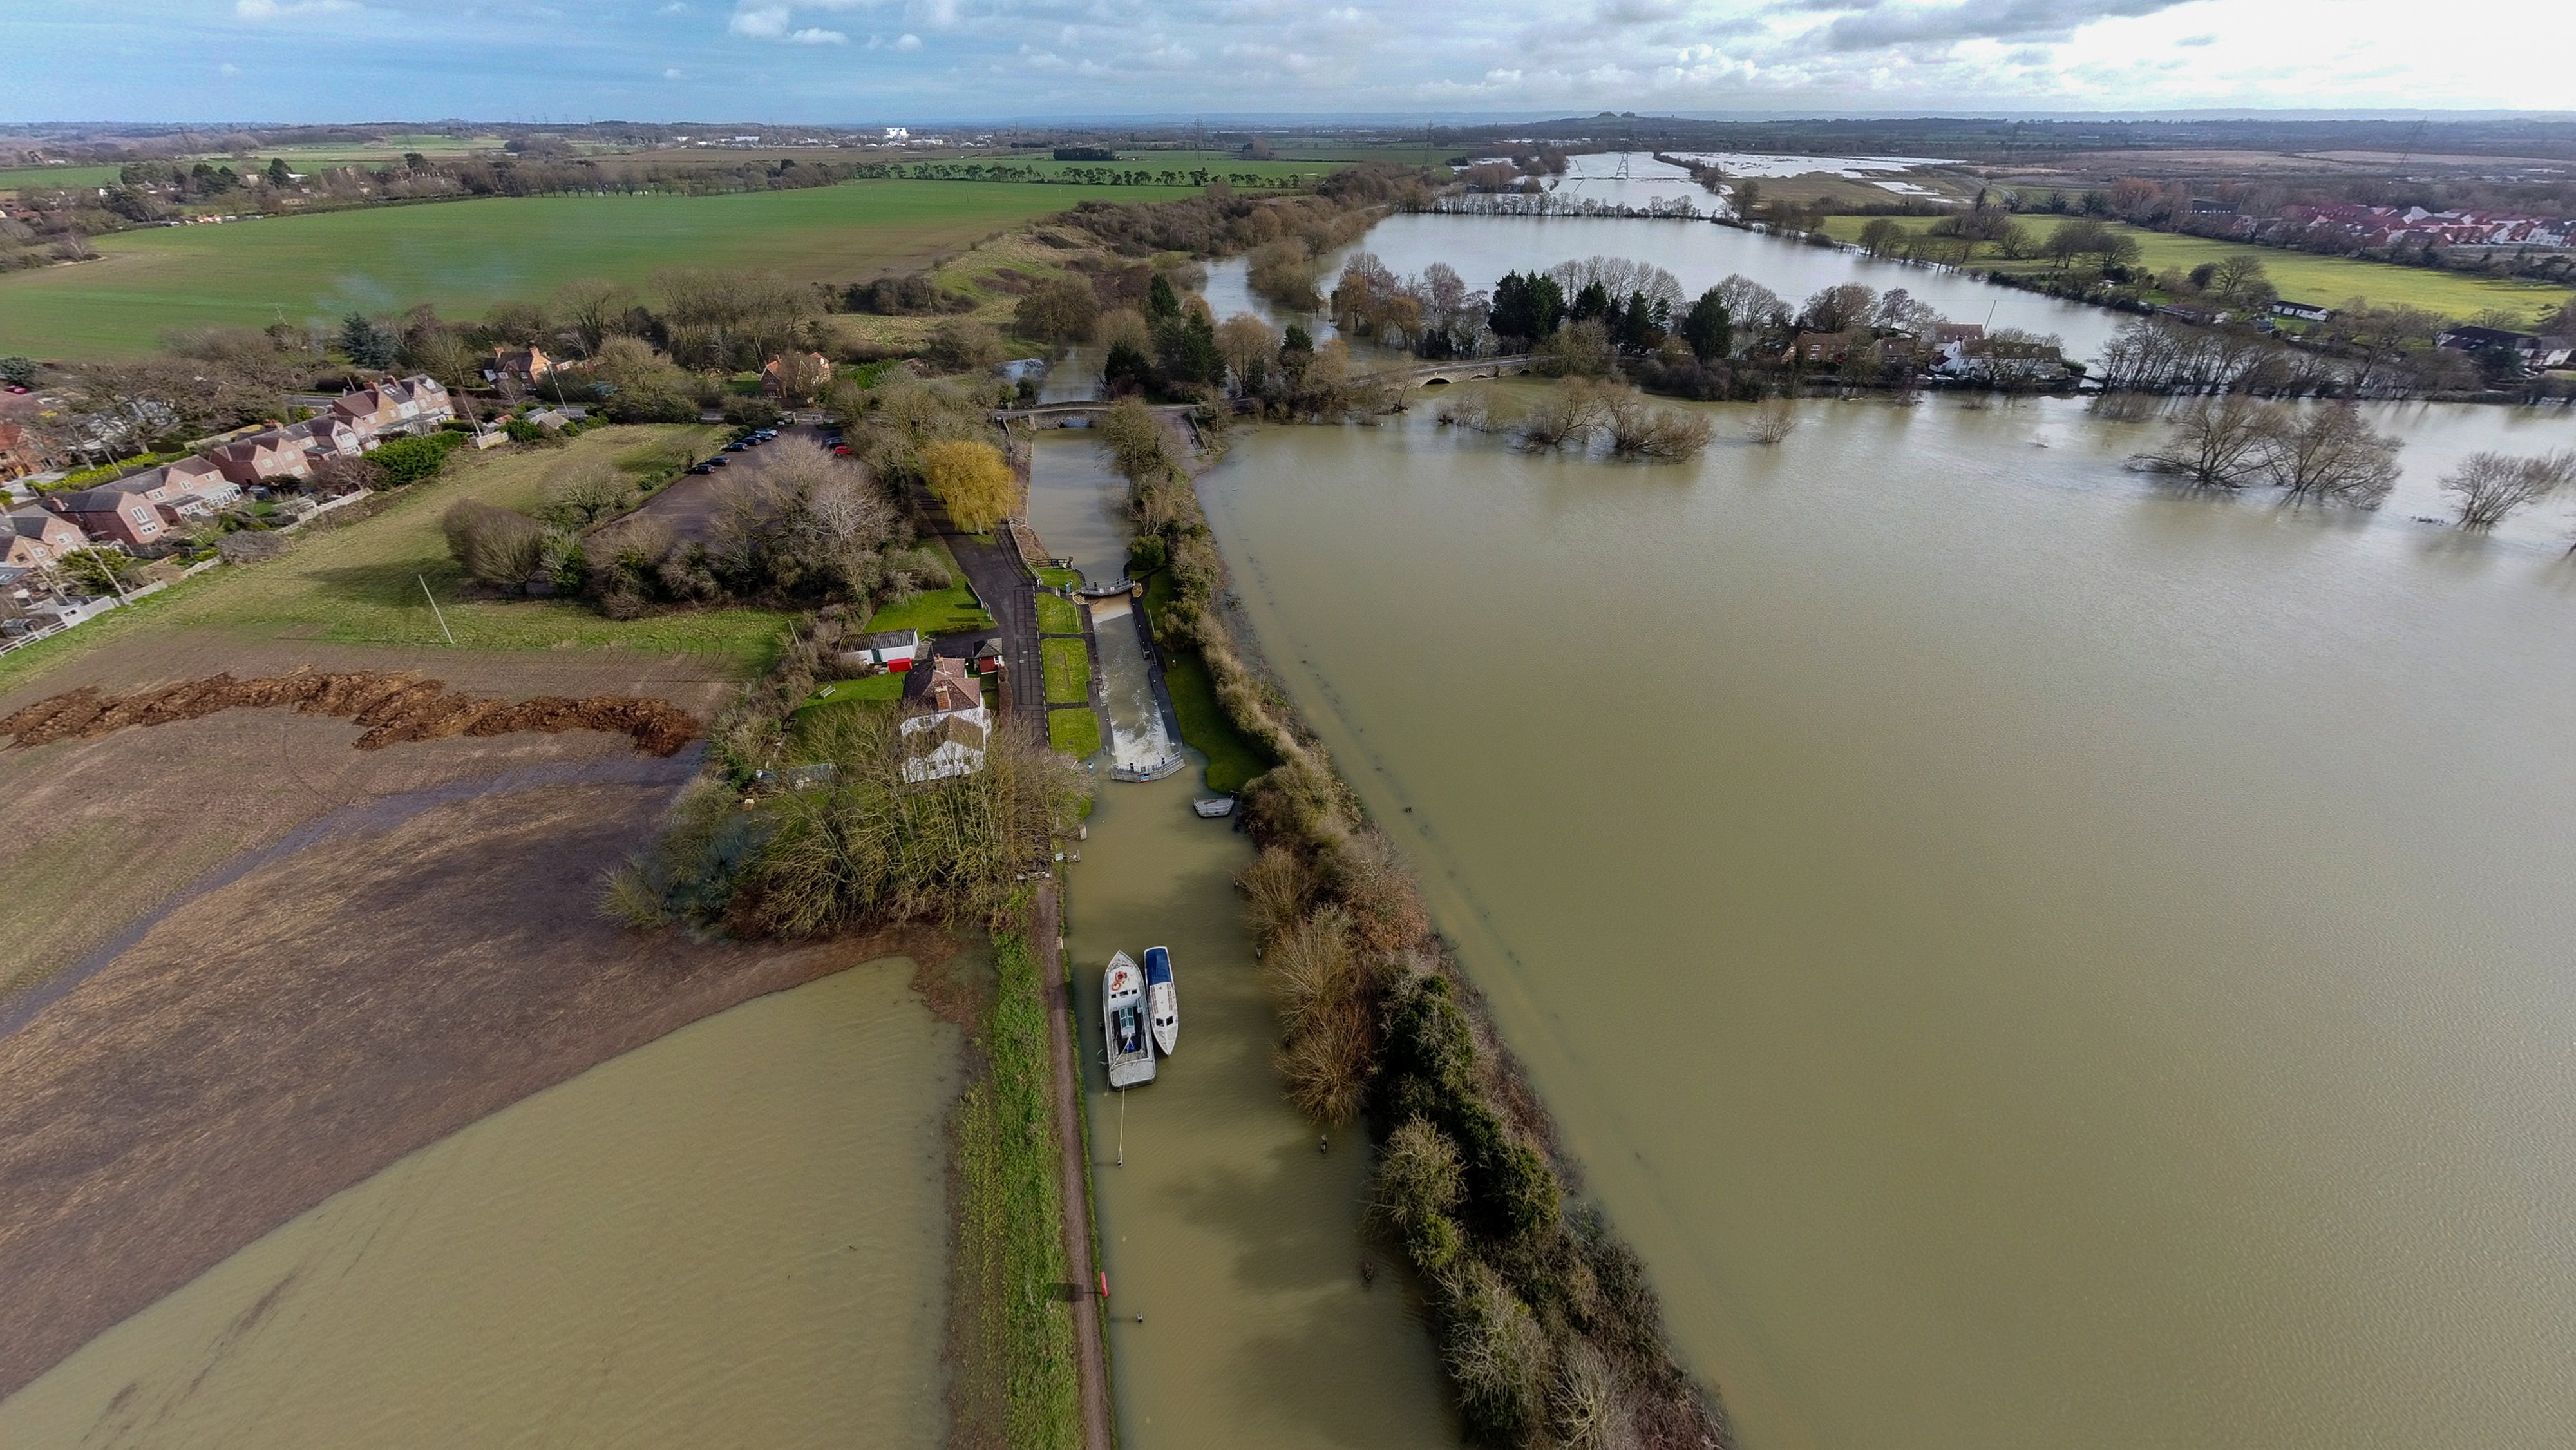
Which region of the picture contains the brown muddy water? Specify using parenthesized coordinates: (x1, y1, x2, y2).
(1063, 770, 1459, 1450)
(1200, 394, 2576, 1450)
(1028, 436, 1458, 1446)
(0, 959, 961, 1450)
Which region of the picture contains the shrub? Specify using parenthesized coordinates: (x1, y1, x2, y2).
(1603, 390, 1715, 461)
(1237, 844, 1315, 944)
(1014, 278, 1100, 343)
(540, 456, 638, 528)
(442, 500, 545, 590)
(1439, 1259, 1553, 1446)
(372, 430, 463, 484)
(214, 531, 289, 565)
(1370, 1118, 1466, 1240)
(927, 318, 1007, 373)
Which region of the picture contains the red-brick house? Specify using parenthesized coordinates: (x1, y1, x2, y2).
(3, 505, 87, 568)
(488, 347, 556, 385)
(0, 421, 47, 483)
(205, 430, 315, 486)
(330, 375, 455, 441)
(142, 455, 243, 509)
(44, 483, 173, 548)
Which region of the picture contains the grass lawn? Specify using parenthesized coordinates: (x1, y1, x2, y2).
(1816, 214, 2573, 322)
(861, 543, 995, 637)
(1046, 707, 1102, 758)
(1041, 637, 1090, 706)
(792, 672, 905, 725)
(0, 178, 1201, 358)
(1033, 593, 1081, 634)
(0, 425, 790, 698)
(1035, 567, 1083, 591)
(1141, 571, 1271, 795)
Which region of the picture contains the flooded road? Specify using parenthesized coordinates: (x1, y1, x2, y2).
(1065, 770, 1458, 1450)
(1201, 395, 2576, 1450)
(0, 960, 962, 1450)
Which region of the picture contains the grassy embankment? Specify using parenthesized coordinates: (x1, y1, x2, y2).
(1040, 636, 1090, 705)
(948, 905, 1083, 1450)
(1141, 568, 1267, 795)
(0, 178, 1202, 358)
(0, 424, 780, 698)
(1032, 592, 1081, 635)
(1816, 213, 2575, 321)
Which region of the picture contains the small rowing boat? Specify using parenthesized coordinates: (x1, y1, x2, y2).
(1193, 796, 1235, 818)
(1104, 952, 1156, 1087)
(1144, 946, 1178, 1057)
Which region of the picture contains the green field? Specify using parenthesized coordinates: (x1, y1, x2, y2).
(860, 540, 996, 637)
(1817, 214, 2573, 322)
(0, 165, 120, 193)
(0, 425, 789, 697)
(0, 178, 1199, 357)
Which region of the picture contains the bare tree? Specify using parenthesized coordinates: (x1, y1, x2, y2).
(1745, 396, 1799, 445)
(540, 457, 637, 528)
(1516, 379, 1616, 451)
(2264, 406, 2402, 509)
(1603, 389, 1715, 460)
(2137, 395, 2286, 488)
(1214, 312, 1282, 395)
(2442, 449, 2576, 530)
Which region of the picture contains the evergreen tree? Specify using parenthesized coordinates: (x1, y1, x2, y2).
(339, 313, 398, 370)
(1680, 288, 1733, 363)
(1147, 272, 1180, 321)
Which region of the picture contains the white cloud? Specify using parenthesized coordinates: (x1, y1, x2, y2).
(218, 61, 242, 76)
(234, 0, 355, 17)
(894, 31, 922, 50)
(729, 4, 789, 36)
(664, 66, 687, 77)
(788, 25, 846, 41)
(658, 1, 687, 11)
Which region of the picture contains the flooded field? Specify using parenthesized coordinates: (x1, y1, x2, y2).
(1201, 394, 2576, 1449)
(0, 960, 963, 1450)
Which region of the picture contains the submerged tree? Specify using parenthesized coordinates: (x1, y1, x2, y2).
(2139, 395, 2283, 488)
(2265, 406, 2403, 509)
(2441, 449, 2576, 531)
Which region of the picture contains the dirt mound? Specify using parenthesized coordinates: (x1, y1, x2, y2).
(0, 671, 702, 756)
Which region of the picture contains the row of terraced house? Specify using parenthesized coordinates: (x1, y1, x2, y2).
(2, 376, 455, 570)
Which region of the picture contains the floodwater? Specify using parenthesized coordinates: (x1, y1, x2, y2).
(1201, 185, 2118, 362)
(0, 960, 963, 1450)
(1063, 769, 1459, 1450)
(1200, 394, 2576, 1450)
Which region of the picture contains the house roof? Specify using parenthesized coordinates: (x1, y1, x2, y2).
(48, 486, 156, 513)
(853, 627, 919, 651)
(905, 714, 989, 754)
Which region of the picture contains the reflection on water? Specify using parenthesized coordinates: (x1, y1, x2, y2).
(0, 961, 963, 1450)
(1203, 397, 2576, 1450)
(1027, 434, 1132, 582)
(1067, 771, 1457, 1450)
(1203, 207, 2117, 360)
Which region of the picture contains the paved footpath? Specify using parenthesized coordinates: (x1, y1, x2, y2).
(1034, 881, 1113, 1450)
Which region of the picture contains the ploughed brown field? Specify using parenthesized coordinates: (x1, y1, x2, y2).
(0, 631, 950, 1401)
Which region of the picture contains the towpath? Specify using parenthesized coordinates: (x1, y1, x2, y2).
(1034, 881, 1114, 1450)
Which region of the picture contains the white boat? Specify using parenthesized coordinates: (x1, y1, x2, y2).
(1103, 951, 1157, 1088)
(1143, 946, 1178, 1057)
(1192, 796, 1236, 818)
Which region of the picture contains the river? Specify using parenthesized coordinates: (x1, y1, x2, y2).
(0, 959, 963, 1449)
(1198, 390, 2576, 1449)
(1027, 435, 1462, 1449)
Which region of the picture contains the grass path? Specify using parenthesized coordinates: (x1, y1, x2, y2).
(0, 425, 788, 698)
(1818, 214, 2573, 321)
(0, 180, 1197, 357)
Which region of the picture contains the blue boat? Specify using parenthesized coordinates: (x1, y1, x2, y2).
(1144, 946, 1178, 1058)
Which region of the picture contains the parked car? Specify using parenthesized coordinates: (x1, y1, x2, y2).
(833, 444, 853, 456)
(707, 456, 729, 467)
(687, 463, 714, 475)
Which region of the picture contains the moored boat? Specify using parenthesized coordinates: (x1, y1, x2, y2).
(1144, 946, 1178, 1057)
(1192, 796, 1236, 818)
(1104, 951, 1156, 1087)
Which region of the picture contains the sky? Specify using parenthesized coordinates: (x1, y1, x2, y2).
(6, 0, 2573, 125)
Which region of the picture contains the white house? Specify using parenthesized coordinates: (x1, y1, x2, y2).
(900, 656, 990, 783)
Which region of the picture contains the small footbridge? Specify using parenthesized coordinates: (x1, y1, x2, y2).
(992, 356, 1533, 425)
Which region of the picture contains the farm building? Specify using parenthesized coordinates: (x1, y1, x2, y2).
(844, 627, 920, 671)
